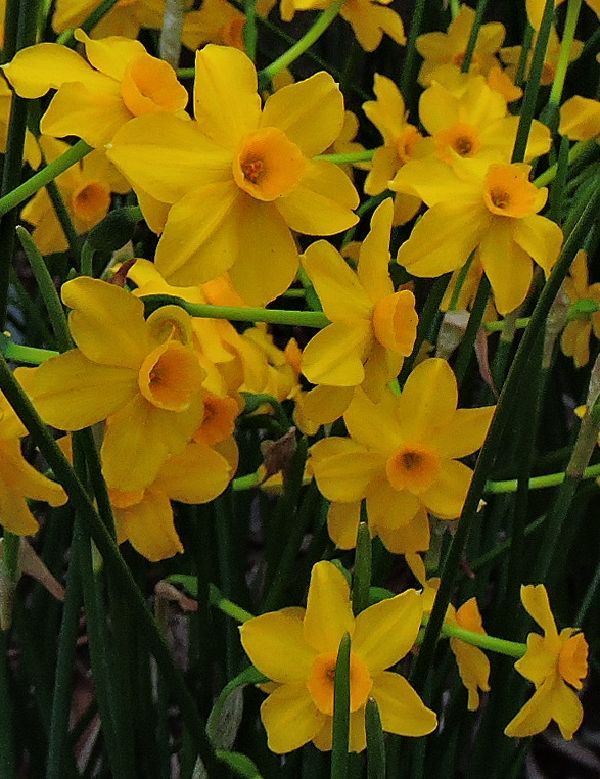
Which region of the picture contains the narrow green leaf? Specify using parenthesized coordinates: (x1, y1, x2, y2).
(352, 520, 371, 615)
(331, 632, 351, 779)
(365, 698, 386, 779)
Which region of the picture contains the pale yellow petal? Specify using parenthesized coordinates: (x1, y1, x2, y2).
(303, 560, 354, 654)
(354, 590, 422, 672)
(371, 672, 437, 736)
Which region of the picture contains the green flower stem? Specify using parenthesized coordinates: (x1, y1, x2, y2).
(342, 191, 390, 247)
(437, 622, 525, 658)
(244, 0, 258, 61)
(549, 0, 582, 107)
(0, 353, 219, 774)
(352, 520, 371, 615)
(259, 0, 345, 84)
(0, 340, 58, 364)
(400, 0, 427, 109)
(0, 0, 42, 327)
(575, 555, 600, 626)
(55, 0, 119, 45)
(449, 0, 460, 18)
(409, 183, 600, 698)
(447, 251, 474, 312)
(485, 462, 600, 494)
(232, 471, 263, 492)
(453, 275, 491, 384)
(314, 149, 375, 164)
(366, 698, 386, 779)
(514, 25, 534, 87)
(461, 0, 490, 74)
(16, 226, 72, 351)
(0, 140, 92, 219)
(45, 179, 81, 258)
(331, 633, 351, 779)
(511, 0, 555, 163)
(141, 294, 331, 328)
(484, 317, 530, 332)
(534, 140, 595, 188)
(209, 583, 254, 623)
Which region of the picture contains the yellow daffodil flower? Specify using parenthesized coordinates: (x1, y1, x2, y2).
(15, 278, 205, 492)
(239, 560, 436, 752)
(301, 198, 417, 394)
(292, 0, 406, 52)
(559, 95, 600, 141)
(505, 584, 588, 740)
(22, 137, 129, 255)
(0, 393, 67, 535)
(560, 250, 600, 368)
(310, 359, 495, 534)
(362, 76, 423, 224)
(394, 162, 563, 315)
(109, 441, 233, 561)
(3, 30, 188, 147)
(416, 5, 505, 86)
(501, 27, 583, 87)
(52, 0, 167, 39)
(107, 45, 358, 305)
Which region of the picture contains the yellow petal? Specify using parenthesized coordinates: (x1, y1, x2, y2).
(117, 489, 183, 562)
(74, 29, 144, 81)
(390, 158, 480, 206)
(226, 197, 299, 306)
(364, 146, 399, 196)
(261, 684, 324, 753)
(2, 44, 95, 98)
(450, 638, 490, 711)
(14, 353, 136, 430)
(397, 200, 486, 277)
(514, 633, 558, 685)
(512, 214, 563, 275)
(107, 113, 232, 204)
(520, 584, 558, 638)
(373, 507, 430, 554)
(365, 477, 421, 528)
(301, 321, 372, 386)
(419, 459, 472, 519)
(301, 384, 354, 425)
(61, 277, 150, 369)
(371, 672, 437, 736)
(239, 607, 314, 683)
(193, 45, 261, 149)
(261, 72, 343, 156)
(155, 442, 231, 503)
(310, 437, 383, 502)
(363, 74, 406, 146)
(154, 183, 241, 283)
(478, 221, 533, 315)
(551, 676, 585, 740)
(357, 198, 394, 304)
(276, 161, 359, 235)
(559, 95, 600, 141)
(433, 407, 495, 459)
(327, 501, 362, 549)
(344, 389, 403, 454)
(354, 589, 422, 672)
(302, 240, 371, 321)
(303, 560, 354, 654)
(397, 358, 458, 442)
(504, 677, 553, 738)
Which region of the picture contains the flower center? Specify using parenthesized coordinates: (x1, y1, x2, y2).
(233, 127, 307, 201)
(452, 51, 478, 68)
(121, 53, 188, 117)
(435, 123, 480, 162)
(558, 633, 589, 689)
(138, 340, 204, 411)
(71, 181, 110, 225)
(385, 445, 441, 494)
(483, 164, 539, 218)
(306, 650, 372, 716)
(193, 394, 239, 445)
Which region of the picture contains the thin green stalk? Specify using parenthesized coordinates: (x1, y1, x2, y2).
(209, 584, 254, 623)
(400, 0, 428, 109)
(484, 317, 530, 333)
(331, 633, 351, 779)
(409, 183, 600, 698)
(352, 520, 371, 615)
(0, 0, 42, 327)
(315, 150, 375, 165)
(0, 340, 58, 364)
(55, 0, 119, 45)
(484, 462, 600, 494)
(142, 294, 330, 328)
(0, 140, 92, 218)
(453, 275, 491, 384)
(461, 0, 490, 73)
(365, 699, 386, 779)
(514, 25, 533, 87)
(45, 179, 81, 258)
(16, 226, 72, 351)
(259, 0, 344, 83)
(0, 630, 15, 776)
(575, 557, 600, 625)
(449, 0, 460, 18)
(548, 0, 582, 107)
(47, 540, 83, 779)
(447, 251, 474, 312)
(534, 140, 595, 188)
(548, 135, 570, 224)
(0, 353, 218, 773)
(244, 0, 258, 61)
(342, 192, 390, 248)
(511, 0, 555, 163)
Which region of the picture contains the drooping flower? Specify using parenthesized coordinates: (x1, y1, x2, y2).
(394, 162, 563, 315)
(310, 359, 495, 537)
(505, 585, 588, 740)
(107, 45, 358, 305)
(416, 6, 505, 86)
(361, 76, 423, 224)
(239, 560, 436, 752)
(292, 0, 406, 52)
(3, 30, 188, 147)
(15, 278, 205, 492)
(559, 96, 600, 141)
(22, 137, 129, 255)
(560, 250, 600, 368)
(0, 393, 67, 536)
